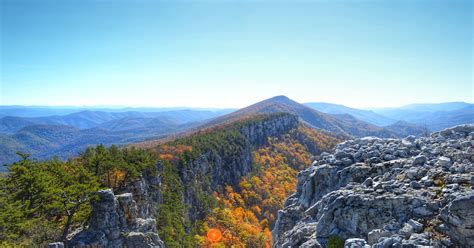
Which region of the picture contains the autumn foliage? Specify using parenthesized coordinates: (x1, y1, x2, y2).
(156, 144, 193, 162)
(199, 125, 341, 247)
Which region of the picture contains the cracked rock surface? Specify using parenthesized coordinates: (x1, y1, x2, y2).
(68, 179, 165, 248)
(273, 124, 474, 248)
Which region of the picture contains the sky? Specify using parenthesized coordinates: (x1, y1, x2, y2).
(0, 0, 472, 109)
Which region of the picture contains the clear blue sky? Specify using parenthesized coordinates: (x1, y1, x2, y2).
(1, 0, 472, 108)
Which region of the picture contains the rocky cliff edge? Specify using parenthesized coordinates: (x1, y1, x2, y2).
(273, 124, 474, 247)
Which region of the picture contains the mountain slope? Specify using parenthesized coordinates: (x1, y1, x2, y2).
(205, 95, 399, 138)
(384, 120, 430, 137)
(0, 122, 190, 169)
(0, 116, 37, 133)
(305, 102, 396, 126)
(96, 117, 179, 132)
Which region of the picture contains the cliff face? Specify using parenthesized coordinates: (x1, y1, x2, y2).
(68, 113, 301, 247)
(273, 125, 474, 247)
(180, 114, 300, 222)
(68, 167, 165, 248)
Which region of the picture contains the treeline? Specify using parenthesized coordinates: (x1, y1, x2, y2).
(0, 145, 157, 247)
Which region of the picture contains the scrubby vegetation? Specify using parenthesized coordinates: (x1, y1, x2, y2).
(327, 235, 345, 248)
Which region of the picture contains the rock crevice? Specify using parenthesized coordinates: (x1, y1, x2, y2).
(68, 169, 165, 248)
(273, 124, 474, 247)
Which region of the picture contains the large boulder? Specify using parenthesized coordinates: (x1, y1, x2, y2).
(439, 192, 474, 246)
(68, 189, 164, 248)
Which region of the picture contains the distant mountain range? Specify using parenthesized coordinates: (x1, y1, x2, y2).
(0, 98, 472, 170)
(0, 109, 231, 169)
(0, 106, 234, 118)
(0, 109, 232, 133)
(368, 103, 474, 131)
(305, 101, 473, 131)
(304, 102, 395, 126)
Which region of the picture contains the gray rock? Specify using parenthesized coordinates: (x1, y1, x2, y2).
(439, 192, 474, 246)
(344, 238, 370, 248)
(335, 151, 350, 160)
(68, 189, 164, 248)
(373, 236, 402, 248)
(405, 167, 424, 180)
(399, 220, 422, 239)
(383, 154, 396, 161)
(273, 125, 474, 248)
(363, 177, 373, 187)
(342, 157, 354, 166)
(409, 181, 421, 189)
(399, 223, 415, 238)
(401, 139, 415, 148)
(367, 229, 390, 245)
(408, 232, 431, 246)
(125, 232, 164, 248)
(48, 242, 64, 248)
(407, 219, 423, 232)
(422, 178, 434, 187)
(412, 155, 427, 166)
(438, 156, 452, 167)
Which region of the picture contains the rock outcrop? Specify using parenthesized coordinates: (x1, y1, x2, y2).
(68, 167, 165, 248)
(273, 124, 474, 247)
(68, 189, 164, 248)
(182, 113, 300, 221)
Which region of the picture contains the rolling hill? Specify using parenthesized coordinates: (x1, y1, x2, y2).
(384, 120, 430, 137)
(0, 109, 232, 169)
(0, 109, 231, 133)
(0, 122, 190, 170)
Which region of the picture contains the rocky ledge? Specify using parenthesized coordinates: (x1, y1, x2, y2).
(67, 189, 164, 248)
(273, 125, 474, 247)
(68, 174, 165, 248)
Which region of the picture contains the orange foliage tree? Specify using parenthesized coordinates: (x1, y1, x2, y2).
(200, 125, 341, 247)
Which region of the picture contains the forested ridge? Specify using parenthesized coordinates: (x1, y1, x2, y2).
(0, 113, 341, 247)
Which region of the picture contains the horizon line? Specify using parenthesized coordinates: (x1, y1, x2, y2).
(0, 99, 472, 111)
